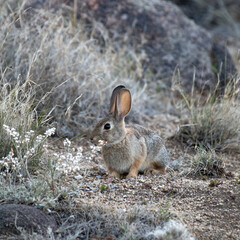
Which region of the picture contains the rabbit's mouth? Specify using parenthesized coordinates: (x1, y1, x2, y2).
(90, 136, 107, 146)
(98, 140, 107, 146)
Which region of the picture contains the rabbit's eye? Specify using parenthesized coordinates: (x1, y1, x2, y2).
(104, 123, 111, 130)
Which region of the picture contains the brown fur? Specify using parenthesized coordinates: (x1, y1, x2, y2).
(108, 166, 121, 178)
(144, 162, 166, 175)
(128, 158, 142, 178)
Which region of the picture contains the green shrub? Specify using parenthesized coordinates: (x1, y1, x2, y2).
(190, 147, 225, 177)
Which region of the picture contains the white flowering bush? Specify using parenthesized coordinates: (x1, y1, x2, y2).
(0, 125, 56, 181)
(45, 139, 101, 176)
(53, 139, 84, 175)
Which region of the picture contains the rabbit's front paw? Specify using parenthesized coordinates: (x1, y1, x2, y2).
(127, 171, 138, 179)
(108, 167, 121, 179)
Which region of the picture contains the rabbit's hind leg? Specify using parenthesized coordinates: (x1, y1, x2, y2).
(144, 162, 166, 175)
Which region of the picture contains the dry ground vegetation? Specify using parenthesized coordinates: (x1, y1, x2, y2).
(0, 1, 240, 240)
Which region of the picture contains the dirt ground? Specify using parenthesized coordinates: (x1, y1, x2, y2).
(54, 135, 240, 240)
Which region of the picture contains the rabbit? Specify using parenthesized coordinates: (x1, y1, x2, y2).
(90, 85, 170, 178)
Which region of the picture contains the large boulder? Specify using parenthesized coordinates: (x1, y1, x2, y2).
(169, 0, 240, 38)
(24, 0, 236, 90)
(0, 204, 57, 237)
(168, 0, 239, 76)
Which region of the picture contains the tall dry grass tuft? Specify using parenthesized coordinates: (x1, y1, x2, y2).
(175, 75, 240, 152)
(0, 3, 145, 137)
(0, 77, 35, 157)
(0, 72, 56, 181)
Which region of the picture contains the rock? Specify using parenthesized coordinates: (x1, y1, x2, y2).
(0, 204, 57, 236)
(27, 0, 235, 90)
(168, 0, 238, 84)
(171, 157, 183, 170)
(169, 0, 240, 37)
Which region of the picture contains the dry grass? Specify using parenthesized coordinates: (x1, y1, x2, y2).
(175, 76, 240, 151)
(0, 63, 54, 180)
(0, 79, 35, 157)
(0, 74, 55, 181)
(0, 2, 146, 137)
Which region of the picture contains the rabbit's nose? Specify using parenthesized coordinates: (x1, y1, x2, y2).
(89, 134, 97, 143)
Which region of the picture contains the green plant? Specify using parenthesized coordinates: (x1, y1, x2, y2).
(176, 77, 240, 151)
(157, 200, 174, 223)
(141, 198, 148, 205)
(209, 179, 219, 187)
(100, 184, 109, 192)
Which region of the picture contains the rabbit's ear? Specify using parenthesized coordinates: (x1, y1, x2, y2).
(109, 85, 126, 114)
(115, 88, 131, 119)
